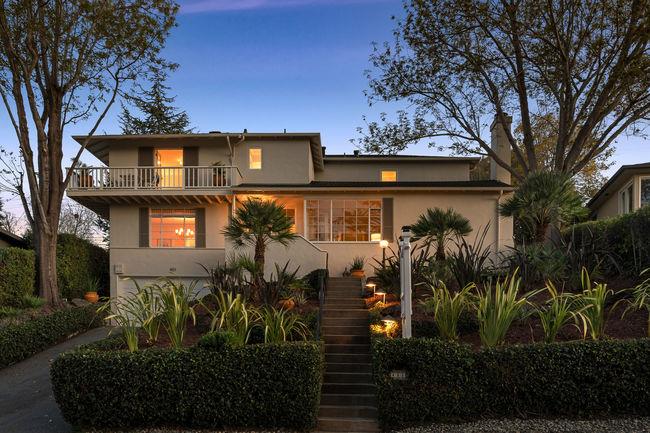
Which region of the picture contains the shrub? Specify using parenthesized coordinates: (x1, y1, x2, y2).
(447, 225, 493, 288)
(0, 305, 101, 369)
(564, 206, 650, 277)
(57, 234, 109, 299)
(373, 338, 650, 428)
(0, 247, 35, 306)
(51, 342, 323, 430)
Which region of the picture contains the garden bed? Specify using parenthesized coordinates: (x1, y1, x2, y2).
(51, 341, 323, 431)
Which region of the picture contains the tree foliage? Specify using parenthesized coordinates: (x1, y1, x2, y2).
(0, 0, 177, 304)
(411, 207, 472, 260)
(358, 0, 650, 181)
(119, 68, 193, 134)
(499, 172, 587, 243)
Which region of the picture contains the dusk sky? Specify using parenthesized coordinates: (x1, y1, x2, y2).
(0, 0, 647, 218)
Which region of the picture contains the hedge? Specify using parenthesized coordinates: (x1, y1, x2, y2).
(373, 338, 650, 428)
(51, 341, 323, 430)
(0, 305, 102, 369)
(0, 247, 35, 306)
(563, 206, 650, 276)
(56, 234, 109, 299)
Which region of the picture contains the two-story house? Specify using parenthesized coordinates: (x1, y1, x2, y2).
(68, 117, 514, 298)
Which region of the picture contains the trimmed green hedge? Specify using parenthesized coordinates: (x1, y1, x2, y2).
(563, 206, 650, 276)
(0, 247, 35, 306)
(373, 338, 650, 428)
(57, 234, 109, 299)
(0, 305, 102, 369)
(51, 341, 323, 430)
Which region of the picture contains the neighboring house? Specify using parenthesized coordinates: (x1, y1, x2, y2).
(587, 162, 650, 219)
(68, 117, 514, 298)
(0, 229, 27, 249)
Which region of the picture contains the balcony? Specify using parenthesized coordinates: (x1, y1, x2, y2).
(67, 166, 241, 216)
(68, 166, 241, 190)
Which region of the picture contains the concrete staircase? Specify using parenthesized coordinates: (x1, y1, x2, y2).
(318, 277, 379, 433)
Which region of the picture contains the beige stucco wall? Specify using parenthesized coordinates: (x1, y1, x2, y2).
(316, 161, 471, 182)
(232, 139, 312, 184)
(594, 174, 649, 220)
(109, 203, 229, 297)
(107, 140, 231, 167)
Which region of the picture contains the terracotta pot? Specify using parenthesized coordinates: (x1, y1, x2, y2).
(279, 298, 295, 310)
(350, 269, 365, 278)
(84, 291, 99, 304)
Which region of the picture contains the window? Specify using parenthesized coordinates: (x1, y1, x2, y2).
(284, 208, 296, 232)
(306, 199, 381, 242)
(150, 209, 196, 248)
(620, 183, 634, 215)
(642, 178, 650, 207)
(381, 170, 397, 182)
(249, 148, 262, 169)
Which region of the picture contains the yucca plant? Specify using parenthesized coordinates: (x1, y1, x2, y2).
(419, 281, 475, 341)
(626, 268, 650, 336)
(536, 281, 585, 343)
(474, 270, 534, 347)
(204, 290, 255, 345)
(577, 268, 615, 340)
(153, 278, 197, 348)
(256, 307, 310, 343)
(98, 295, 143, 352)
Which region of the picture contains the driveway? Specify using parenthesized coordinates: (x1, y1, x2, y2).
(0, 327, 111, 433)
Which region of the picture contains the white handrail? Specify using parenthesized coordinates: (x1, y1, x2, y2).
(67, 166, 240, 190)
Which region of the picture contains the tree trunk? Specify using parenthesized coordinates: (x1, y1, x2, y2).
(435, 238, 446, 261)
(34, 224, 62, 306)
(535, 222, 549, 244)
(254, 238, 265, 276)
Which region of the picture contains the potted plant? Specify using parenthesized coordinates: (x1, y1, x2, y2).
(350, 256, 366, 278)
(211, 161, 228, 186)
(84, 276, 101, 304)
(73, 161, 94, 187)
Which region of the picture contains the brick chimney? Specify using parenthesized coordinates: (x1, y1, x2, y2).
(490, 114, 512, 184)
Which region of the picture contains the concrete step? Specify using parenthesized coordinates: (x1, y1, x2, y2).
(321, 393, 377, 406)
(325, 343, 370, 354)
(324, 334, 370, 345)
(324, 299, 364, 306)
(323, 309, 368, 318)
(327, 291, 361, 298)
(326, 361, 373, 373)
(323, 325, 369, 336)
(324, 372, 373, 384)
(323, 317, 368, 327)
(323, 382, 377, 394)
(325, 353, 372, 364)
(319, 405, 378, 419)
(317, 416, 380, 432)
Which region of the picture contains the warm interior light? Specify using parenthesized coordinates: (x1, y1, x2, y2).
(249, 148, 262, 169)
(379, 239, 389, 248)
(371, 232, 381, 242)
(381, 170, 397, 182)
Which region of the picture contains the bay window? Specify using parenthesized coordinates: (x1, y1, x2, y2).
(306, 199, 381, 242)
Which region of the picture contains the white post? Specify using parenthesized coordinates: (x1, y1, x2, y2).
(399, 225, 412, 338)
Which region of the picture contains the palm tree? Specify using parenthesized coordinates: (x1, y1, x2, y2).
(499, 171, 587, 244)
(412, 208, 472, 261)
(223, 198, 296, 275)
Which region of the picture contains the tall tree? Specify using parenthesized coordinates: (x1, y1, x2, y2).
(119, 68, 192, 134)
(357, 0, 650, 181)
(0, 0, 177, 305)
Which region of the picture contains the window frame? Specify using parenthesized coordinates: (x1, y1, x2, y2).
(149, 208, 197, 248)
(380, 170, 398, 182)
(640, 176, 650, 208)
(249, 148, 262, 170)
(304, 199, 382, 243)
(619, 181, 634, 215)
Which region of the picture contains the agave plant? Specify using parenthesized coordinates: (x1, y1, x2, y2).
(152, 278, 198, 348)
(256, 307, 310, 343)
(626, 268, 650, 336)
(474, 270, 535, 348)
(577, 268, 616, 340)
(419, 281, 475, 341)
(536, 281, 585, 343)
(203, 290, 255, 345)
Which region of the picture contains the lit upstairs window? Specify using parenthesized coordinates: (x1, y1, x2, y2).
(249, 148, 262, 169)
(381, 170, 397, 182)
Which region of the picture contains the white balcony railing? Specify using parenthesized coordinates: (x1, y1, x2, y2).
(67, 166, 240, 190)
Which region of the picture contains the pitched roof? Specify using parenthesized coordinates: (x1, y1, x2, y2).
(234, 180, 512, 191)
(587, 162, 650, 209)
(0, 229, 27, 248)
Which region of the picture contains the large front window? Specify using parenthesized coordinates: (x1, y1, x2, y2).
(155, 149, 183, 188)
(306, 199, 381, 242)
(150, 209, 196, 248)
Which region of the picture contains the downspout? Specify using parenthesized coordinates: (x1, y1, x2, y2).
(496, 189, 503, 255)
